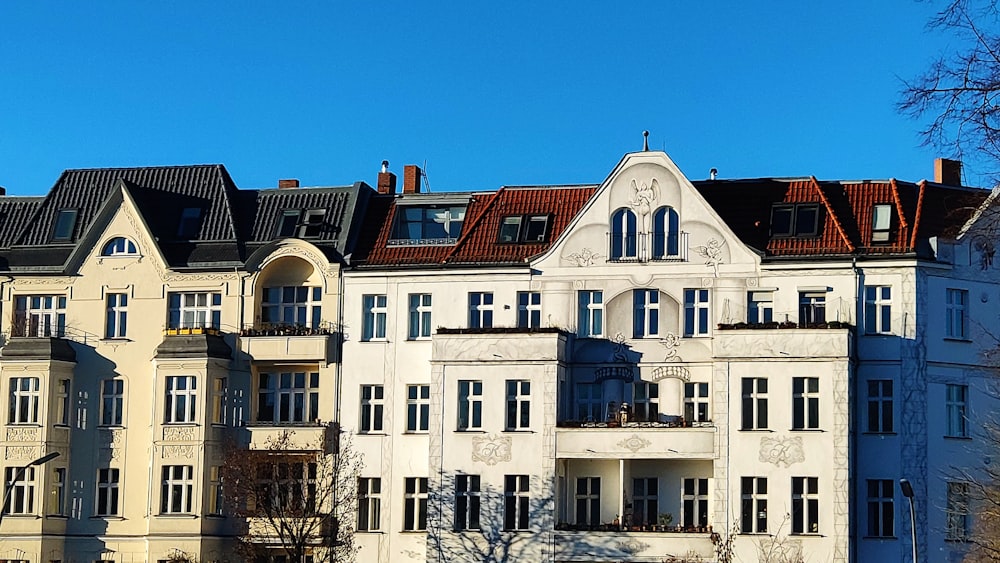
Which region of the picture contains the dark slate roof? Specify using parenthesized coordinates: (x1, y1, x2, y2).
(0, 197, 43, 247)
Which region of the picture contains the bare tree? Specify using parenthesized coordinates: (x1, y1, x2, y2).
(221, 423, 363, 563)
(899, 0, 1000, 183)
(948, 387, 1000, 562)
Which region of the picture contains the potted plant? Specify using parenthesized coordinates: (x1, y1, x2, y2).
(657, 513, 673, 531)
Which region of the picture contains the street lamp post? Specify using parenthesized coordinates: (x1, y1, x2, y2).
(0, 452, 60, 527)
(900, 478, 918, 563)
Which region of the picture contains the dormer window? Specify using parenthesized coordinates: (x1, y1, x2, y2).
(101, 237, 137, 256)
(389, 204, 467, 246)
(278, 209, 327, 238)
(52, 209, 78, 241)
(872, 204, 892, 243)
(770, 203, 821, 237)
(177, 208, 202, 239)
(498, 214, 550, 243)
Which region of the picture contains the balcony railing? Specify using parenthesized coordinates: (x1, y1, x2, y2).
(558, 417, 713, 429)
(607, 231, 689, 263)
(716, 321, 851, 330)
(240, 322, 337, 337)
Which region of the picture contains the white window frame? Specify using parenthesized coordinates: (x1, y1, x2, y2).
(683, 289, 710, 337)
(748, 291, 774, 324)
(403, 477, 428, 531)
(578, 290, 604, 337)
(633, 289, 660, 338)
(105, 293, 128, 338)
(468, 292, 494, 329)
(864, 286, 892, 334)
(791, 476, 819, 534)
(503, 474, 530, 530)
(946, 383, 968, 438)
(792, 377, 820, 430)
(454, 474, 481, 530)
(505, 380, 531, 430)
(575, 476, 601, 526)
(946, 288, 969, 339)
(357, 477, 382, 531)
(946, 481, 970, 540)
(100, 378, 124, 426)
(8, 376, 40, 424)
(632, 381, 659, 423)
(164, 375, 197, 424)
(682, 477, 709, 528)
(362, 295, 387, 341)
(168, 292, 221, 330)
(741, 377, 768, 430)
(866, 479, 894, 538)
(50, 466, 66, 516)
(3, 466, 36, 514)
(408, 294, 433, 340)
(14, 295, 66, 337)
(741, 476, 768, 533)
(208, 465, 224, 516)
(457, 380, 483, 431)
(211, 377, 227, 425)
(406, 385, 430, 432)
(160, 465, 194, 514)
(101, 237, 137, 256)
(631, 477, 658, 527)
(867, 379, 893, 433)
(96, 468, 120, 516)
(798, 291, 826, 326)
(517, 291, 541, 329)
(261, 286, 323, 329)
(360, 385, 384, 433)
(255, 371, 320, 425)
(684, 382, 710, 423)
(55, 379, 70, 426)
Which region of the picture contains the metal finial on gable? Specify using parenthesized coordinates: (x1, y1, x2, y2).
(643, 130, 650, 151)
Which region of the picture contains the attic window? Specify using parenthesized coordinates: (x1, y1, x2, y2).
(177, 207, 202, 239)
(52, 209, 78, 241)
(498, 214, 551, 243)
(277, 209, 326, 238)
(770, 203, 821, 238)
(388, 204, 466, 246)
(102, 237, 137, 256)
(872, 204, 892, 243)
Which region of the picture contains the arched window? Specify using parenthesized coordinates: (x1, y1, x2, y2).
(610, 208, 638, 260)
(652, 207, 679, 258)
(101, 237, 137, 256)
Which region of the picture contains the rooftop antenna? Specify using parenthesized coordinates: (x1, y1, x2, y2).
(643, 130, 650, 151)
(421, 159, 432, 192)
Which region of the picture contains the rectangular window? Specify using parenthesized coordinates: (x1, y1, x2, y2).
(498, 216, 522, 243)
(792, 377, 820, 430)
(867, 379, 893, 433)
(578, 291, 604, 337)
(946, 384, 969, 438)
(50, 467, 66, 516)
(864, 286, 892, 334)
(575, 477, 600, 526)
(408, 294, 433, 339)
(208, 466, 224, 516)
(52, 209, 78, 241)
(633, 289, 660, 338)
(770, 203, 821, 237)
(278, 210, 300, 237)
(524, 215, 549, 242)
(100, 378, 124, 426)
(747, 291, 774, 324)
(683, 289, 710, 336)
(947, 481, 970, 540)
(791, 476, 819, 534)
(261, 286, 322, 330)
(362, 295, 387, 341)
(406, 385, 430, 432)
(684, 382, 710, 423)
(632, 382, 659, 423)
(741, 477, 767, 533)
(167, 292, 222, 330)
(360, 385, 384, 433)
(517, 291, 541, 329)
(504, 474, 530, 530)
(946, 288, 969, 339)
(505, 380, 530, 430)
(164, 375, 197, 424)
(8, 376, 40, 424)
(300, 209, 325, 238)
(457, 381, 483, 431)
(160, 465, 194, 514)
(770, 205, 794, 237)
(390, 204, 467, 245)
(866, 479, 894, 538)
(468, 292, 494, 329)
(55, 379, 70, 426)
(211, 377, 227, 425)
(177, 207, 202, 238)
(105, 293, 128, 338)
(14, 295, 67, 337)
(872, 204, 892, 242)
(682, 478, 709, 528)
(576, 384, 603, 422)
(454, 474, 481, 530)
(741, 378, 768, 430)
(256, 371, 320, 424)
(96, 468, 120, 516)
(3, 466, 36, 514)
(799, 291, 826, 326)
(403, 477, 428, 531)
(357, 477, 382, 531)
(632, 477, 658, 527)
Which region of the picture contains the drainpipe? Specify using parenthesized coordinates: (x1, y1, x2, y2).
(850, 256, 863, 563)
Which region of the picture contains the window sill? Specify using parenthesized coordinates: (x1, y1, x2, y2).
(503, 429, 535, 434)
(46, 514, 69, 519)
(790, 533, 824, 537)
(403, 431, 429, 435)
(789, 429, 824, 433)
(98, 424, 125, 429)
(358, 432, 388, 436)
(739, 429, 774, 433)
(943, 337, 973, 343)
(205, 514, 225, 520)
(862, 535, 897, 540)
(456, 429, 487, 433)
(739, 532, 771, 536)
(91, 515, 125, 520)
(400, 529, 426, 534)
(99, 338, 132, 343)
(863, 332, 894, 337)
(360, 339, 389, 343)
(156, 513, 198, 519)
(356, 530, 384, 534)
(862, 431, 897, 436)
(2, 514, 41, 520)
(944, 435, 973, 441)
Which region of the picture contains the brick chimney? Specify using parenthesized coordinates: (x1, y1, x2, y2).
(278, 179, 300, 189)
(403, 165, 422, 194)
(934, 158, 963, 185)
(377, 160, 397, 195)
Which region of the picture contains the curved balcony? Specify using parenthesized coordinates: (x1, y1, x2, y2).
(238, 322, 340, 363)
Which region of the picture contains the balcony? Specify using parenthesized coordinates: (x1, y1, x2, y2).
(713, 324, 852, 359)
(157, 327, 232, 360)
(245, 422, 335, 452)
(606, 231, 689, 263)
(239, 323, 340, 363)
(552, 529, 714, 561)
(556, 423, 715, 459)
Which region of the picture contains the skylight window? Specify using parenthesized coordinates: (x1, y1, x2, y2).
(872, 204, 892, 243)
(389, 204, 467, 246)
(770, 203, 821, 238)
(177, 207, 202, 239)
(498, 214, 550, 243)
(276, 209, 327, 238)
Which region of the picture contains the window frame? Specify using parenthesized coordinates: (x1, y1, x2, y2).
(167, 291, 222, 330)
(408, 294, 433, 340)
(741, 476, 768, 533)
(357, 477, 382, 532)
(406, 385, 430, 433)
(652, 206, 680, 259)
(632, 381, 659, 423)
(160, 465, 194, 514)
(14, 295, 67, 338)
(255, 371, 320, 425)
(791, 476, 819, 535)
(575, 476, 601, 526)
(946, 481, 970, 540)
(946, 288, 969, 339)
(864, 286, 892, 334)
(633, 289, 660, 338)
(683, 288, 710, 337)
(52, 209, 78, 241)
(105, 292, 128, 339)
(100, 378, 125, 427)
(403, 477, 428, 531)
(8, 376, 40, 424)
(3, 466, 36, 514)
(865, 479, 894, 538)
(577, 290, 604, 338)
(798, 291, 827, 327)
(457, 380, 483, 431)
(684, 382, 710, 423)
(55, 379, 71, 427)
(871, 203, 893, 243)
(468, 292, 494, 329)
(610, 207, 638, 260)
(504, 474, 531, 531)
(505, 380, 531, 430)
(96, 468, 121, 516)
(164, 375, 197, 424)
(517, 291, 541, 329)
(261, 286, 323, 330)
(361, 294, 387, 341)
(360, 385, 385, 433)
(454, 474, 481, 531)
(792, 377, 820, 430)
(631, 477, 658, 527)
(741, 377, 768, 430)
(682, 477, 709, 529)
(101, 237, 138, 256)
(177, 207, 202, 239)
(866, 379, 893, 433)
(748, 291, 774, 324)
(946, 383, 969, 438)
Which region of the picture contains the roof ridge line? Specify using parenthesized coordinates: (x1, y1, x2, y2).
(443, 188, 504, 263)
(889, 178, 910, 232)
(911, 180, 928, 249)
(810, 176, 855, 253)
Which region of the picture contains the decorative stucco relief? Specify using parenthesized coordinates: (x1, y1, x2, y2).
(617, 434, 651, 453)
(746, 277, 759, 287)
(257, 245, 336, 278)
(629, 178, 659, 219)
(163, 426, 197, 441)
(13, 278, 75, 286)
(616, 539, 650, 555)
(6, 427, 38, 442)
(471, 434, 512, 466)
(694, 238, 726, 277)
(759, 436, 805, 468)
(566, 247, 602, 267)
(651, 365, 690, 382)
(658, 332, 681, 362)
(162, 445, 196, 459)
(5, 446, 37, 460)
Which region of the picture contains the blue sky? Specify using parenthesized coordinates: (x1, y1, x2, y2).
(0, 2, 973, 195)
